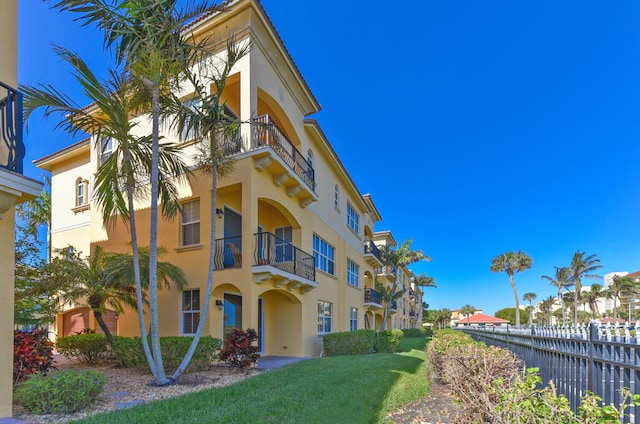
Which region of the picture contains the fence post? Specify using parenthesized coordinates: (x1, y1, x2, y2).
(588, 322, 596, 393)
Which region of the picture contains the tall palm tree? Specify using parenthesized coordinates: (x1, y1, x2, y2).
(538, 295, 556, 325)
(541, 266, 572, 325)
(435, 308, 452, 329)
(16, 176, 51, 261)
(459, 304, 476, 326)
(378, 240, 430, 331)
(523, 292, 537, 325)
(609, 276, 634, 321)
(490, 251, 533, 326)
(568, 251, 602, 323)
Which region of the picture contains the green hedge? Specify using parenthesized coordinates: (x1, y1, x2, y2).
(56, 334, 109, 364)
(111, 336, 222, 372)
(14, 369, 105, 414)
(323, 330, 376, 356)
(401, 328, 432, 338)
(375, 329, 404, 353)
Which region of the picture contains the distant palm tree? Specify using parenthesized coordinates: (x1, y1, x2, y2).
(460, 304, 477, 326)
(490, 251, 533, 326)
(609, 276, 634, 321)
(582, 284, 604, 318)
(16, 176, 51, 261)
(538, 295, 556, 325)
(435, 308, 452, 329)
(523, 292, 537, 325)
(568, 251, 602, 323)
(541, 266, 572, 325)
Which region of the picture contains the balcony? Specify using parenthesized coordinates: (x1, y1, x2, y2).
(409, 310, 417, 318)
(364, 288, 382, 309)
(376, 265, 396, 281)
(213, 236, 243, 270)
(250, 115, 317, 207)
(363, 240, 382, 267)
(388, 300, 398, 314)
(0, 82, 25, 174)
(408, 289, 415, 299)
(251, 232, 317, 294)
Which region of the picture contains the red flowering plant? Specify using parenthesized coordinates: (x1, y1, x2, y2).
(14, 329, 57, 383)
(218, 328, 260, 368)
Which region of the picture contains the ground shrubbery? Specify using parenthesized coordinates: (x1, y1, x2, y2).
(375, 329, 404, 353)
(56, 333, 110, 364)
(112, 336, 222, 371)
(14, 369, 105, 414)
(323, 330, 376, 356)
(401, 328, 432, 338)
(427, 329, 640, 423)
(218, 328, 260, 368)
(13, 329, 57, 383)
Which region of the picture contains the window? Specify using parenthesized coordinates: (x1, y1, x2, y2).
(76, 178, 88, 206)
(307, 149, 313, 169)
(182, 289, 200, 334)
(347, 202, 359, 234)
(350, 307, 358, 331)
(347, 258, 359, 287)
(275, 226, 292, 262)
(317, 300, 332, 334)
(181, 199, 200, 246)
(181, 98, 202, 141)
(334, 185, 339, 208)
(100, 136, 113, 165)
(313, 234, 335, 275)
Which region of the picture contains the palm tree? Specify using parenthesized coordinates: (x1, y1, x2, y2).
(568, 251, 602, 323)
(459, 304, 476, 326)
(523, 292, 537, 325)
(378, 240, 430, 331)
(582, 284, 604, 318)
(435, 308, 452, 329)
(23, 46, 191, 384)
(490, 251, 533, 326)
(538, 295, 556, 325)
(609, 276, 634, 321)
(16, 176, 51, 261)
(541, 267, 572, 325)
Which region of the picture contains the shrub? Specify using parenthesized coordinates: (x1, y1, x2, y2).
(218, 328, 260, 368)
(14, 369, 105, 414)
(323, 330, 376, 356)
(56, 333, 109, 364)
(426, 330, 475, 378)
(401, 328, 431, 338)
(111, 336, 222, 372)
(13, 329, 57, 383)
(375, 329, 404, 353)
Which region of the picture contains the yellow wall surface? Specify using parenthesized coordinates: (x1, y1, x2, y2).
(0, 210, 16, 418)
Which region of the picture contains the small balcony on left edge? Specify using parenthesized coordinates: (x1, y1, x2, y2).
(0, 82, 25, 174)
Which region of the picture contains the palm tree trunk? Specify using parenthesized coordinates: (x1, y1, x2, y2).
(92, 309, 113, 345)
(147, 82, 168, 385)
(574, 278, 581, 323)
(172, 145, 219, 381)
(510, 273, 520, 326)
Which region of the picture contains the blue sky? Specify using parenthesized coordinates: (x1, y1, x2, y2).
(17, 1, 640, 315)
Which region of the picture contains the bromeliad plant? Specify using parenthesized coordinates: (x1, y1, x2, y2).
(218, 328, 260, 368)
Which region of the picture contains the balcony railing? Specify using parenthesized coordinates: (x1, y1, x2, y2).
(409, 311, 417, 317)
(376, 265, 396, 276)
(364, 288, 382, 305)
(214, 236, 243, 270)
(252, 115, 315, 190)
(363, 240, 381, 261)
(0, 82, 25, 174)
(253, 232, 315, 281)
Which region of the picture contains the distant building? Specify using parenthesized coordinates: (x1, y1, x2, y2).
(454, 313, 508, 327)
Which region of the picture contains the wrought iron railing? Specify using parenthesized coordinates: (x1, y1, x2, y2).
(363, 240, 381, 261)
(409, 310, 417, 317)
(214, 236, 243, 270)
(364, 288, 382, 305)
(390, 300, 397, 310)
(376, 265, 396, 276)
(253, 232, 315, 281)
(252, 115, 315, 190)
(0, 81, 25, 174)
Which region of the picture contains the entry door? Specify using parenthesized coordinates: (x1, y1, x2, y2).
(223, 207, 242, 268)
(274, 226, 292, 262)
(223, 293, 242, 340)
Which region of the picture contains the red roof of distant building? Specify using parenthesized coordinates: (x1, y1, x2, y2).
(455, 313, 509, 324)
(626, 271, 640, 279)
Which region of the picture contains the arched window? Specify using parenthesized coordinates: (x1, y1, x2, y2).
(334, 185, 339, 208)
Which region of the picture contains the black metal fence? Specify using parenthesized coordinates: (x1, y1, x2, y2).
(0, 81, 25, 174)
(460, 323, 640, 423)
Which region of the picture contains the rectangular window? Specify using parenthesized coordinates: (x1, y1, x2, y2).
(181, 199, 200, 246)
(347, 202, 359, 234)
(347, 258, 359, 287)
(350, 307, 358, 331)
(100, 136, 113, 165)
(76, 179, 87, 206)
(313, 234, 335, 275)
(317, 300, 332, 334)
(182, 289, 200, 334)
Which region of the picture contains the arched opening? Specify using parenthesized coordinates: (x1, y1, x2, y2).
(259, 288, 303, 356)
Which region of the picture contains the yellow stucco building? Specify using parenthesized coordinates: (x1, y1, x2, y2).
(36, 0, 423, 358)
(0, 0, 45, 417)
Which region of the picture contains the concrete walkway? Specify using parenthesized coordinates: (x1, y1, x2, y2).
(255, 355, 312, 370)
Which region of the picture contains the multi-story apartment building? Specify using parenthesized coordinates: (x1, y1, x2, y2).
(36, 0, 421, 358)
(0, 0, 44, 417)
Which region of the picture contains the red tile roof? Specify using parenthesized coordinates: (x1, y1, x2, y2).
(455, 313, 509, 324)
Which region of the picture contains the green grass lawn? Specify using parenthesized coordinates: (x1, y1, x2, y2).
(72, 337, 430, 424)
